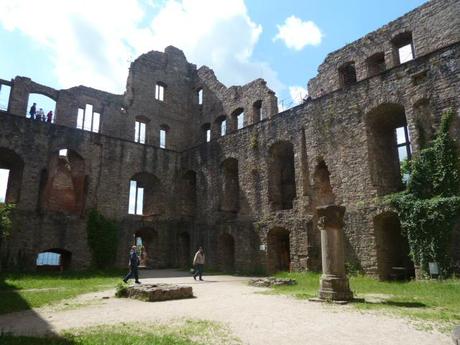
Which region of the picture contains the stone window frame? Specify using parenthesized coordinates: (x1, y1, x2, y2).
(159, 124, 170, 149)
(134, 116, 150, 144)
(197, 88, 203, 105)
(76, 103, 100, 133)
(338, 61, 357, 88)
(366, 52, 386, 77)
(391, 31, 415, 65)
(201, 123, 211, 143)
(155, 82, 166, 102)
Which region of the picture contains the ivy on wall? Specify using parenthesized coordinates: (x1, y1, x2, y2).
(87, 209, 119, 268)
(388, 109, 460, 277)
(0, 203, 15, 241)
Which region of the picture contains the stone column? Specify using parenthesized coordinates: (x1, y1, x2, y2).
(316, 205, 353, 301)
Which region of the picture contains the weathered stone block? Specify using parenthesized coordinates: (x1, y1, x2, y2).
(119, 283, 193, 302)
(249, 277, 297, 287)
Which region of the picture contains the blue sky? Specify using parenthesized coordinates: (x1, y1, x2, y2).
(0, 0, 426, 110)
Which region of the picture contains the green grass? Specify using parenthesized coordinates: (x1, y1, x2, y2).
(0, 270, 123, 315)
(270, 272, 460, 331)
(0, 319, 241, 345)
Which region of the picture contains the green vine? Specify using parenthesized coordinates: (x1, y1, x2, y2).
(0, 203, 15, 240)
(87, 209, 119, 268)
(387, 109, 460, 277)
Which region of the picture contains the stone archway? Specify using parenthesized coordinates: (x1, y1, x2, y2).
(218, 233, 235, 273)
(36, 248, 72, 271)
(267, 227, 290, 273)
(134, 228, 159, 268)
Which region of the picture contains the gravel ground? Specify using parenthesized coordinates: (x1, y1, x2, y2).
(0, 270, 451, 345)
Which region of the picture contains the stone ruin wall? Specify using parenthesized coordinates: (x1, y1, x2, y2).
(0, 0, 459, 277)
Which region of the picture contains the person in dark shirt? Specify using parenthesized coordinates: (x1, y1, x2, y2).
(29, 103, 37, 119)
(123, 245, 141, 284)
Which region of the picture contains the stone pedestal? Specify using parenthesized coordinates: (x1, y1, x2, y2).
(316, 205, 353, 301)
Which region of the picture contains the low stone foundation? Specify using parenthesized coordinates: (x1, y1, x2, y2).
(118, 283, 194, 302)
(249, 277, 297, 287)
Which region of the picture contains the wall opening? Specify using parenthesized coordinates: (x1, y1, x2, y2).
(160, 124, 169, 149)
(267, 227, 290, 273)
(135, 228, 159, 268)
(366, 103, 410, 195)
(177, 232, 191, 268)
(0, 84, 11, 112)
(220, 158, 239, 212)
(231, 108, 244, 131)
(392, 32, 414, 65)
(76, 104, 100, 132)
(366, 52, 386, 77)
(253, 100, 263, 123)
(36, 248, 72, 271)
(374, 212, 414, 280)
(27, 93, 56, 122)
(338, 62, 357, 88)
(41, 149, 86, 214)
(0, 148, 24, 204)
(129, 172, 162, 216)
(218, 233, 235, 273)
(313, 160, 335, 206)
(216, 116, 227, 137)
(197, 89, 203, 105)
(268, 141, 296, 210)
(134, 116, 149, 144)
(201, 123, 211, 143)
(155, 82, 166, 101)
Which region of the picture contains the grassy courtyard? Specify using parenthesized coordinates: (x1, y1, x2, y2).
(271, 272, 460, 331)
(0, 270, 122, 315)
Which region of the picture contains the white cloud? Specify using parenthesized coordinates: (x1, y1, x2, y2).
(274, 16, 322, 51)
(0, 0, 284, 95)
(289, 85, 308, 105)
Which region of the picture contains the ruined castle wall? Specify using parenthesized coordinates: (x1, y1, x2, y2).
(308, 0, 460, 98)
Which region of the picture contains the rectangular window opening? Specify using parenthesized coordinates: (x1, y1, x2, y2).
(128, 180, 137, 215)
(206, 129, 211, 142)
(160, 129, 166, 149)
(136, 187, 144, 215)
(77, 108, 84, 129)
(59, 149, 68, 157)
(155, 84, 165, 101)
(237, 113, 244, 130)
(221, 120, 226, 136)
(0, 85, 11, 112)
(398, 44, 414, 64)
(198, 90, 203, 105)
(0, 168, 10, 203)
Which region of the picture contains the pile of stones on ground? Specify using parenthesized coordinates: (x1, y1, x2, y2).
(249, 277, 297, 287)
(117, 283, 193, 302)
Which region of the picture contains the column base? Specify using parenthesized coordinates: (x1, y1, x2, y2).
(318, 274, 353, 301)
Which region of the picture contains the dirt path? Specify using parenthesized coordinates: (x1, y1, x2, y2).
(0, 270, 451, 345)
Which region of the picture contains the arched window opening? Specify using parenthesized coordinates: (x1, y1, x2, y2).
(27, 93, 56, 122)
(134, 116, 149, 144)
(197, 89, 203, 105)
(366, 52, 386, 77)
(253, 100, 263, 123)
(338, 62, 357, 88)
(41, 149, 86, 214)
(36, 249, 72, 271)
(221, 158, 239, 212)
(374, 212, 414, 280)
(0, 148, 24, 204)
(76, 104, 100, 133)
(128, 172, 162, 216)
(232, 108, 244, 130)
(201, 123, 211, 143)
(181, 170, 197, 216)
(155, 82, 166, 101)
(216, 115, 227, 137)
(134, 228, 159, 268)
(160, 124, 169, 149)
(392, 32, 414, 65)
(366, 103, 410, 195)
(267, 227, 290, 273)
(177, 232, 191, 268)
(268, 141, 296, 211)
(0, 84, 11, 112)
(217, 233, 235, 272)
(313, 160, 335, 206)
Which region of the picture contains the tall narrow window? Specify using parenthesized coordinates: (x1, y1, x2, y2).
(396, 126, 412, 162)
(0, 84, 11, 112)
(237, 112, 244, 129)
(198, 89, 203, 105)
(202, 123, 211, 143)
(159, 124, 169, 149)
(155, 83, 165, 101)
(231, 108, 244, 131)
(0, 168, 10, 203)
(338, 62, 357, 88)
(76, 104, 100, 133)
(128, 180, 144, 215)
(135, 121, 146, 144)
(221, 119, 226, 136)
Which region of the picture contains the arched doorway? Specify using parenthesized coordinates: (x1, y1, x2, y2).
(36, 248, 72, 271)
(218, 233, 235, 273)
(178, 232, 191, 268)
(267, 228, 290, 273)
(134, 228, 159, 268)
(374, 212, 414, 280)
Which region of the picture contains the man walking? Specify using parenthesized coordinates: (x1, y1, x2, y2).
(193, 246, 205, 281)
(123, 245, 141, 284)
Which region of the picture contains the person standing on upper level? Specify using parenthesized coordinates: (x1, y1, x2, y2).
(29, 103, 37, 119)
(47, 111, 53, 123)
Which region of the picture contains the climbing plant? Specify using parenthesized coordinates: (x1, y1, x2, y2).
(388, 109, 460, 277)
(0, 203, 15, 241)
(87, 209, 119, 268)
